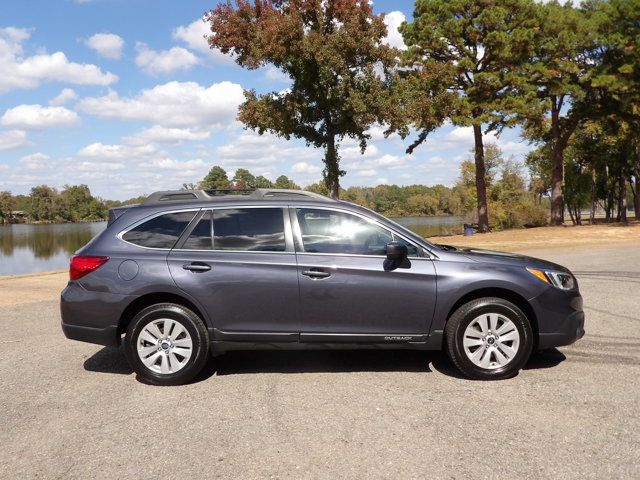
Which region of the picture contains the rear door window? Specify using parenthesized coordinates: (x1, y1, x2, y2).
(122, 211, 196, 249)
(212, 208, 286, 252)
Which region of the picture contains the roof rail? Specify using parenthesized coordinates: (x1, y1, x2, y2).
(141, 188, 333, 205)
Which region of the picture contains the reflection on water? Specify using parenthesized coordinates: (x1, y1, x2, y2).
(0, 216, 463, 275)
(0, 222, 106, 275)
(392, 216, 464, 239)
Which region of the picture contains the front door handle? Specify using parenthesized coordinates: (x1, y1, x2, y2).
(301, 268, 331, 279)
(183, 262, 211, 272)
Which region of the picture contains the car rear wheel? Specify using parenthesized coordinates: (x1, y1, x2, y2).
(445, 297, 533, 380)
(124, 303, 209, 386)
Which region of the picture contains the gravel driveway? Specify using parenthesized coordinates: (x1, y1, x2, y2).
(0, 244, 638, 479)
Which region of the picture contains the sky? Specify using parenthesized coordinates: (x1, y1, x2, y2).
(0, 0, 533, 201)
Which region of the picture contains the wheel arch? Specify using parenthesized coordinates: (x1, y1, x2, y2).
(117, 292, 208, 340)
(445, 287, 539, 347)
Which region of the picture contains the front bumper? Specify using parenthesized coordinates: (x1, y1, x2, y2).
(530, 287, 585, 349)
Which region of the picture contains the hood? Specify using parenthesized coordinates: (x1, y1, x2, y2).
(436, 244, 570, 273)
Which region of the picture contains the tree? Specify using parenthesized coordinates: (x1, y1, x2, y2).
(29, 185, 59, 222)
(206, 0, 397, 199)
(400, 0, 541, 232)
(201, 166, 231, 190)
(254, 175, 274, 188)
(274, 175, 299, 190)
(233, 168, 256, 189)
(520, 1, 600, 225)
(0, 191, 13, 224)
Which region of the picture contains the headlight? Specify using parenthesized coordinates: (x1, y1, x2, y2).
(527, 268, 576, 290)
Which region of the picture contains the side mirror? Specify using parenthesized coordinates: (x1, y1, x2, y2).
(384, 242, 410, 271)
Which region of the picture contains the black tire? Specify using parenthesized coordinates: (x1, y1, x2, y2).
(124, 303, 209, 386)
(445, 297, 533, 380)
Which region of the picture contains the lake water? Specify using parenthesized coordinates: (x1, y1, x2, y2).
(0, 216, 463, 276)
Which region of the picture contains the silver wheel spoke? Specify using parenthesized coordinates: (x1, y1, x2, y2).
(173, 338, 192, 348)
(464, 337, 484, 348)
(493, 347, 509, 366)
(169, 352, 182, 369)
(479, 348, 492, 368)
(139, 331, 158, 345)
(170, 323, 185, 340)
(477, 316, 489, 334)
(465, 328, 483, 339)
(138, 345, 157, 357)
(163, 319, 174, 338)
(498, 342, 517, 358)
(148, 322, 163, 340)
(469, 346, 485, 363)
(142, 351, 161, 368)
(172, 347, 191, 359)
(488, 313, 499, 331)
(496, 321, 514, 335)
(499, 331, 519, 342)
(160, 353, 170, 374)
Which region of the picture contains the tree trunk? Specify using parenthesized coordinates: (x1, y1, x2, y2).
(634, 177, 640, 221)
(323, 130, 340, 199)
(590, 166, 596, 225)
(634, 155, 640, 220)
(619, 174, 627, 223)
(549, 101, 565, 226)
(473, 124, 490, 233)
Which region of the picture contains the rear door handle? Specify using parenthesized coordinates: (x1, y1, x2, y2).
(301, 268, 331, 279)
(183, 262, 211, 272)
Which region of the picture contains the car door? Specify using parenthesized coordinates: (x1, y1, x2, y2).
(291, 206, 437, 342)
(167, 206, 300, 342)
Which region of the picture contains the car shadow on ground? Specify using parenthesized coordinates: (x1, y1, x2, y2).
(83, 346, 566, 384)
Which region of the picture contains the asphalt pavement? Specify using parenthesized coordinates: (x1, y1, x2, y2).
(0, 244, 638, 479)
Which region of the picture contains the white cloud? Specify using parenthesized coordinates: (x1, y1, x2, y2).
(383, 11, 406, 50)
(85, 33, 124, 59)
(19, 152, 50, 170)
(291, 161, 321, 174)
(49, 88, 78, 106)
(123, 126, 211, 146)
(214, 131, 318, 166)
(1, 104, 79, 130)
(265, 66, 290, 83)
(0, 27, 117, 93)
(78, 80, 244, 128)
(172, 18, 233, 64)
(135, 43, 199, 75)
(78, 142, 161, 161)
(0, 129, 28, 150)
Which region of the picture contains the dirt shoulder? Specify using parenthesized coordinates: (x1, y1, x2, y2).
(429, 221, 640, 252)
(1, 223, 638, 307)
(0, 271, 67, 306)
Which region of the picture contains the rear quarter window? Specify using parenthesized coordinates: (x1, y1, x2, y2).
(122, 211, 196, 249)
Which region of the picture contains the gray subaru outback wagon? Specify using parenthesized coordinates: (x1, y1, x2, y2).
(61, 189, 584, 385)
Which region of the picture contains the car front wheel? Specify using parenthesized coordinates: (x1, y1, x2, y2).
(124, 303, 209, 386)
(445, 297, 533, 380)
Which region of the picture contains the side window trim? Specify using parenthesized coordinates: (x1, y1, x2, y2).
(118, 208, 200, 250)
(289, 205, 424, 258)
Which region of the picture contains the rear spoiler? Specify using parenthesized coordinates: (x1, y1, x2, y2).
(107, 205, 138, 227)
